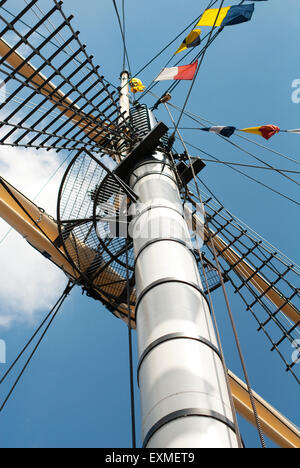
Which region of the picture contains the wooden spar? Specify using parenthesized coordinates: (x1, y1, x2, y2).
(0, 176, 135, 323)
(228, 371, 300, 449)
(185, 204, 299, 326)
(0, 38, 111, 144)
(205, 229, 299, 325)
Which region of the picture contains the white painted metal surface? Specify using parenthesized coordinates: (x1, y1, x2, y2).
(130, 142, 239, 447)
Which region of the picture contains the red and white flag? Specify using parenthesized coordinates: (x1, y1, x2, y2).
(155, 61, 198, 81)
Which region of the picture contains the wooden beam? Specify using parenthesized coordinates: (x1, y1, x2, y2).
(206, 231, 299, 325)
(0, 38, 110, 143)
(229, 370, 300, 448)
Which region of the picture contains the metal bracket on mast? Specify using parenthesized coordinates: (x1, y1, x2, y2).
(114, 122, 169, 182)
(176, 158, 206, 185)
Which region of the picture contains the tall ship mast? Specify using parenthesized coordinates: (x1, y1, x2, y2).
(0, 0, 299, 449)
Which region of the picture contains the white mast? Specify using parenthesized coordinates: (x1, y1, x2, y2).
(118, 80, 237, 447)
(118, 70, 130, 163)
(126, 108, 239, 448)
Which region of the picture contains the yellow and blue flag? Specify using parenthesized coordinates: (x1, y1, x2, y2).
(175, 29, 202, 55)
(198, 4, 255, 28)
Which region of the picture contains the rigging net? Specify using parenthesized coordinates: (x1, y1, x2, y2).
(186, 178, 300, 384)
(0, 0, 132, 154)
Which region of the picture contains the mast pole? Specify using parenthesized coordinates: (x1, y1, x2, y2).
(128, 110, 239, 448)
(118, 70, 130, 163)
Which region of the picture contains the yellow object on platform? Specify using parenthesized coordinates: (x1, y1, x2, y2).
(130, 78, 145, 94)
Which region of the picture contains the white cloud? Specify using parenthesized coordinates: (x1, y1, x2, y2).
(0, 146, 68, 327)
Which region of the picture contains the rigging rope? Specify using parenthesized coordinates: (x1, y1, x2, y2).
(18, 1, 119, 91)
(122, 0, 126, 71)
(119, 0, 220, 97)
(165, 100, 300, 167)
(139, 29, 220, 104)
(0, 281, 74, 413)
(190, 157, 300, 175)
(173, 135, 300, 206)
(167, 0, 225, 144)
(0, 151, 74, 246)
(0, 177, 79, 278)
(209, 237, 267, 448)
(125, 238, 136, 448)
(158, 96, 300, 187)
(112, 0, 132, 76)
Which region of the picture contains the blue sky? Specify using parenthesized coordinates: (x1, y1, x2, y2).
(0, 0, 299, 448)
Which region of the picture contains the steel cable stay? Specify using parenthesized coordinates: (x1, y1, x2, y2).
(195, 178, 300, 275)
(185, 179, 300, 383)
(137, 0, 224, 104)
(122, 0, 126, 71)
(210, 136, 299, 187)
(156, 97, 300, 167)
(161, 103, 300, 178)
(171, 140, 244, 447)
(0, 1, 131, 154)
(0, 176, 82, 282)
(188, 173, 300, 279)
(0, 2, 119, 91)
(148, 25, 225, 104)
(206, 216, 300, 345)
(23, 0, 101, 82)
(0, 150, 75, 246)
(138, 29, 221, 105)
(196, 247, 244, 449)
(0, 281, 74, 413)
(125, 237, 137, 449)
(158, 98, 300, 187)
(175, 135, 300, 207)
(118, 0, 220, 96)
(209, 234, 267, 448)
(112, 0, 132, 76)
(155, 0, 226, 142)
(162, 101, 268, 446)
(193, 158, 300, 175)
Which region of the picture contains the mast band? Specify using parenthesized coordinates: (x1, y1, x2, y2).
(143, 408, 237, 448)
(137, 332, 222, 386)
(132, 204, 184, 225)
(134, 238, 195, 267)
(130, 171, 177, 190)
(135, 277, 211, 322)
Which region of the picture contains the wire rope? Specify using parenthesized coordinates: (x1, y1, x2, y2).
(0, 282, 74, 413)
(180, 137, 300, 206)
(125, 238, 136, 448)
(112, 0, 132, 76)
(0, 151, 74, 246)
(13, 1, 119, 91)
(158, 100, 300, 205)
(161, 98, 300, 167)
